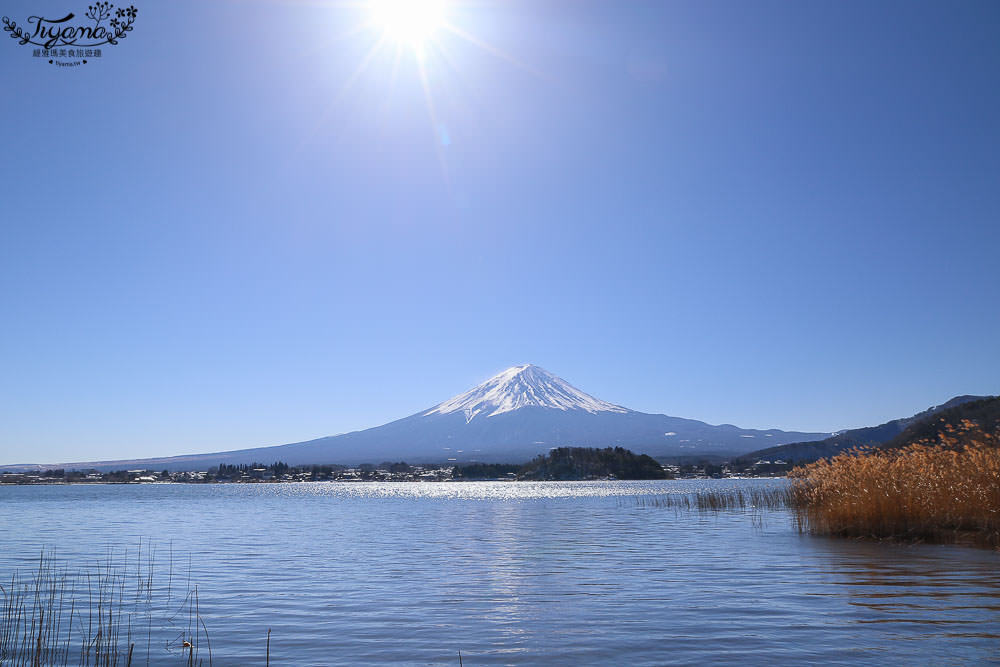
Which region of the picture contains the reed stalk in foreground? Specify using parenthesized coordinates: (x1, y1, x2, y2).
(788, 422, 1000, 547)
(0, 546, 213, 667)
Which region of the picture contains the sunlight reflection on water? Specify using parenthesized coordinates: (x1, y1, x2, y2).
(218, 478, 790, 500)
(0, 480, 997, 666)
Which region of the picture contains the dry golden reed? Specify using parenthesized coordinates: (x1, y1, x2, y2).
(788, 421, 1000, 547)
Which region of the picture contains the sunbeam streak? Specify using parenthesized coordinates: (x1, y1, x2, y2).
(304, 0, 555, 186)
(441, 21, 553, 83)
(302, 32, 390, 146)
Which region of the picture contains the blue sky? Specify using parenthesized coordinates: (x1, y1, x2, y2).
(1, 0, 998, 464)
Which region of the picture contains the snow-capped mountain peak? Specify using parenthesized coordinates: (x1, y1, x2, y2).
(424, 364, 629, 423)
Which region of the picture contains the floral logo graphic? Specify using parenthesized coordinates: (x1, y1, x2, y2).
(2, 3, 138, 66)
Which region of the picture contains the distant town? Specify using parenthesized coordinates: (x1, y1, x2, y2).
(0, 454, 793, 485)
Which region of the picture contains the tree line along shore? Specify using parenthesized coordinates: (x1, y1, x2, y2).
(1, 447, 674, 484)
(4, 398, 998, 548)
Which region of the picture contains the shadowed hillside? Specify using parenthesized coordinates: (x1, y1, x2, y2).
(881, 396, 1000, 452)
(735, 395, 991, 466)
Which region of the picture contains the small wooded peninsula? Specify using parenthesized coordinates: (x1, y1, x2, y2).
(455, 446, 669, 481)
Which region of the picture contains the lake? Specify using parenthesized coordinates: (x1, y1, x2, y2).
(1, 479, 998, 665)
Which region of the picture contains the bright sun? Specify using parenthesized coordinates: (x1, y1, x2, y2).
(369, 0, 446, 49)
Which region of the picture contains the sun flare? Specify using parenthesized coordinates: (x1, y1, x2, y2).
(369, 0, 446, 49)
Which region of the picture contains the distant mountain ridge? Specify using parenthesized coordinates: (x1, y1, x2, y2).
(4, 365, 830, 471)
(736, 395, 994, 465)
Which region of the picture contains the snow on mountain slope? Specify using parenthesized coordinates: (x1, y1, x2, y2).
(424, 365, 629, 422)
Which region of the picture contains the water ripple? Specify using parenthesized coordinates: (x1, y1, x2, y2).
(0, 481, 997, 665)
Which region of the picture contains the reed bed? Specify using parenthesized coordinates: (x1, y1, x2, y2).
(635, 486, 793, 512)
(0, 544, 212, 666)
(788, 422, 1000, 547)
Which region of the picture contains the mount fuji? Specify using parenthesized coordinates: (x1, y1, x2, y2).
(39, 365, 831, 471)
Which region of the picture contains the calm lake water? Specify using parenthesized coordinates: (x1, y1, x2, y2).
(1, 480, 998, 666)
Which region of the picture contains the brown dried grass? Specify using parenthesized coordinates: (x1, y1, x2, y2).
(788, 421, 1000, 547)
